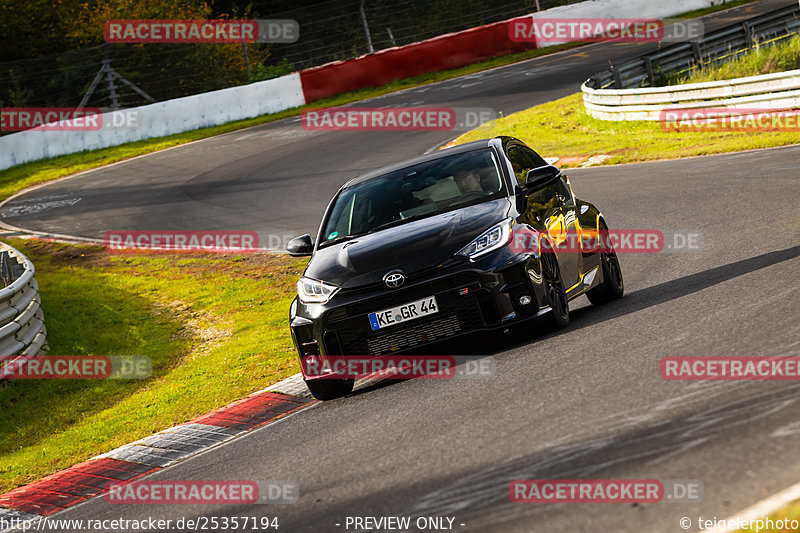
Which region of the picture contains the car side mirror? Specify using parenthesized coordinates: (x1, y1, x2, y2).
(524, 165, 561, 194)
(287, 234, 314, 256)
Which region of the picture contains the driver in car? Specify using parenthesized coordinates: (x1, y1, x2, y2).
(453, 169, 484, 194)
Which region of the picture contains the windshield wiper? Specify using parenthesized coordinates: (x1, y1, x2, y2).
(318, 234, 366, 248)
(319, 214, 435, 248)
(366, 213, 432, 235)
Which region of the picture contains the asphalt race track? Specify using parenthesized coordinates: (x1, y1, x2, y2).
(9, 1, 800, 532)
(2, 0, 794, 246)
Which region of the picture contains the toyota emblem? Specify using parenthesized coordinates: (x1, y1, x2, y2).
(383, 270, 406, 289)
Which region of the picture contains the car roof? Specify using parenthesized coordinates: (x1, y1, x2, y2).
(343, 138, 501, 188)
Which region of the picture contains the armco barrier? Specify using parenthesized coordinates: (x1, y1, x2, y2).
(534, 0, 735, 20)
(0, 0, 740, 169)
(584, 3, 799, 90)
(583, 69, 800, 120)
(0, 242, 47, 371)
(530, 0, 739, 47)
(0, 73, 305, 171)
(581, 4, 800, 120)
(299, 0, 737, 103)
(298, 18, 533, 103)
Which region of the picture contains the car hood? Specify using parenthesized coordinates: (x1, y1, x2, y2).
(305, 198, 512, 289)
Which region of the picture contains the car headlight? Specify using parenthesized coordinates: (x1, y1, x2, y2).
(297, 277, 339, 304)
(456, 218, 513, 259)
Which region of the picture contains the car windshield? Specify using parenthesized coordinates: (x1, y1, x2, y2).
(320, 149, 504, 246)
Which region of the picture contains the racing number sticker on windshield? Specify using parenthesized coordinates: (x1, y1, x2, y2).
(369, 296, 438, 330)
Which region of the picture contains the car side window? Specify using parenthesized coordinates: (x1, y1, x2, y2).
(506, 145, 536, 187)
(507, 144, 551, 188)
(520, 146, 548, 168)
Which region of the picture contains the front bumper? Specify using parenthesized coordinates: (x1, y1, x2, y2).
(290, 251, 548, 377)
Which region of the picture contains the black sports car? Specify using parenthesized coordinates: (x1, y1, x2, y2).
(287, 136, 623, 400)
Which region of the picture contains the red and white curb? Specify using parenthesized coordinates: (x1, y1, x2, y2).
(0, 374, 313, 530)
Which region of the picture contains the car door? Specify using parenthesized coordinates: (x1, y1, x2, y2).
(550, 173, 581, 291)
(506, 143, 581, 290)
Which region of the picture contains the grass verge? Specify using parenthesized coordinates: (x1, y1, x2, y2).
(0, 238, 307, 492)
(451, 92, 799, 166)
(740, 500, 800, 532)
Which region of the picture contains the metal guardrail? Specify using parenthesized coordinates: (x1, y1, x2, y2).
(583, 70, 800, 120)
(0, 243, 48, 375)
(584, 4, 800, 91)
(581, 4, 800, 121)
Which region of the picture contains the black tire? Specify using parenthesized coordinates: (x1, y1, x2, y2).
(304, 378, 355, 401)
(586, 224, 624, 306)
(542, 245, 569, 329)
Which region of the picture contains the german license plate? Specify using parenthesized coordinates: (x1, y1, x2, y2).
(368, 296, 438, 331)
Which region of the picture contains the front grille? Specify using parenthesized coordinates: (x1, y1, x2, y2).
(367, 314, 461, 355)
(343, 272, 481, 319)
(331, 291, 487, 356)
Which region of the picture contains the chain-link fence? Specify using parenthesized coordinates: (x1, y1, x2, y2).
(0, 43, 266, 111)
(269, 0, 583, 69)
(0, 0, 582, 113)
